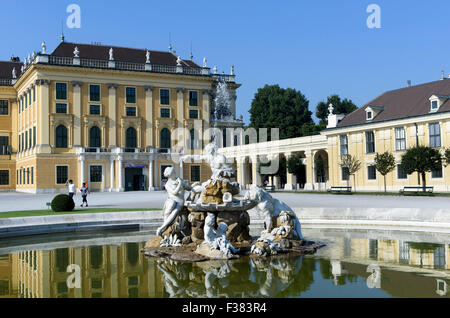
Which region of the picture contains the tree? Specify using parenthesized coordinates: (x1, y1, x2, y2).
(400, 145, 443, 192)
(340, 154, 362, 191)
(287, 155, 305, 176)
(249, 85, 314, 140)
(316, 95, 357, 125)
(374, 152, 396, 192)
(445, 148, 450, 166)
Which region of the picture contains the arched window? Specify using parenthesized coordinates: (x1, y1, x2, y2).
(222, 128, 227, 148)
(55, 125, 68, 148)
(89, 126, 101, 148)
(160, 128, 171, 150)
(126, 127, 137, 149)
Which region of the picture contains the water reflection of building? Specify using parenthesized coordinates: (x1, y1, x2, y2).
(0, 242, 164, 298)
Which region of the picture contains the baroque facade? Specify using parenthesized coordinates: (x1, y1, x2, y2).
(220, 78, 450, 192)
(0, 41, 243, 193)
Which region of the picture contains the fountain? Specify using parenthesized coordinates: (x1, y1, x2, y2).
(142, 142, 323, 261)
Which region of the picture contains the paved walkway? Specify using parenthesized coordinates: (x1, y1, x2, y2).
(1, 191, 449, 212)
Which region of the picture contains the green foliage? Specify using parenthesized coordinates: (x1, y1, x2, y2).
(374, 152, 396, 176)
(51, 194, 75, 212)
(375, 152, 396, 192)
(339, 154, 361, 175)
(249, 85, 314, 140)
(316, 95, 357, 125)
(400, 146, 442, 175)
(400, 145, 442, 191)
(445, 148, 450, 166)
(287, 156, 305, 175)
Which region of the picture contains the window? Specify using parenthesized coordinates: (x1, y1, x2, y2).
(432, 166, 443, 178)
(397, 165, 407, 179)
(341, 167, 350, 181)
(0, 170, 8, 185)
(431, 100, 438, 110)
(33, 86, 36, 102)
(0, 136, 8, 155)
(367, 111, 372, 120)
(189, 109, 198, 119)
(28, 91, 31, 106)
(22, 168, 25, 185)
(33, 127, 36, 147)
(234, 135, 238, 146)
(29, 129, 32, 150)
(189, 91, 198, 106)
(190, 165, 200, 182)
(395, 127, 406, 151)
(160, 128, 171, 149)
(27, 168, 29, 184)
(340, 135, 348, 157)
(0, 100, 8, 115)
(160, 89, 170, 105)
(55, 125, 68, 148)
(365, 131, 375, 153)
(368, 166, 377, 180)
(160, 108, 170, 118)
(25, 131, 28, 150)
(16, 170, 18, 185)
(90, 105, 101, 115)
(89, 126, 101, 148)
(31, 167, 33, 184)
(90, 85, 101, 102)
(189, 129, 198, 150)
(25, 94, 27, 108)
(56, 83, 67, 100)
(56, 166, 68, 184)
(125, 127, 137, 149)
(19, 169, 21, 185)
(429, 122, 441, 148)
(223, 128, 227, 148)
(126, 87, 136, 104)
(56, 103, 67, 114)
(126, 106, 136, 117)
(90, 165, 102, 183)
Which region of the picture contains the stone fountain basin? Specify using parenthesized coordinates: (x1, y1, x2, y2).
(186, 199, 257, 212)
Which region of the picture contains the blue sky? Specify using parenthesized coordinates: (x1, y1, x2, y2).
(1, 0, 450, 124)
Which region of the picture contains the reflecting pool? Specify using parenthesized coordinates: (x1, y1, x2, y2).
(0, 227, 449, 298)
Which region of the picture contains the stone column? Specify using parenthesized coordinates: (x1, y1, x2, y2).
(144, 86, 154, 147)
(148, 158, 154, 191)
(176, 88, 185, 147)
(251, 155, 262, 186)
(118, 156, 124, 192)
(284, 152, 297, 190)
(79, 157, 85, 188)
(72, 81, 83, 147)
(36, 80, 51, 153)
(109, 158, 115, 192)
(108, 83, 118, 148)
(202, 89, 211, 141)
(304, 150, 314, 190)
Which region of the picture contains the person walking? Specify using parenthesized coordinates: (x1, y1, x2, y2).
(80, 182, 90, 207)
(65, 180, 76, 199)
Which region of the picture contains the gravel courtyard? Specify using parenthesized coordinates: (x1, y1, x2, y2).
(0, 190, 449, 212)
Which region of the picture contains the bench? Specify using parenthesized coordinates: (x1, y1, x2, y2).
(327, 186, 352, 193)
(264, 185, 276, 192)
(399, 186, 434, 194)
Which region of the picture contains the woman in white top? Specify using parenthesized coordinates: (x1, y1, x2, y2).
(65, 180, 76, 199)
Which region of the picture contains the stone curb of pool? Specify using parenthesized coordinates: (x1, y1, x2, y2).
(1, 207, 450, 238)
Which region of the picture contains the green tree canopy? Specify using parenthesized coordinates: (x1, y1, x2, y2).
(374, 151, 396, 192)
(249, 85, 314, 140)
(340, 154, 362, 191)
(316, 95, 357, 125)
(287, 155, 305, 176)
(400, 145, 442, 192)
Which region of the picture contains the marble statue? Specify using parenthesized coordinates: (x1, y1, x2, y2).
(27, 54, 31, 64)
(328, 103, 334, 115)
(213, 66, 218, 74)
(181, 143, 234, 180)
(23, 57, 27, 67)
(203, 213, 239, 258)
(109, 48, 114, 60)
(203, 57, 207, 68)
(21, 65, 24, 73)
(146, 50, 150, 63)
(41, 41, 46, 54)
(245, 185, 303, 240)
(156, 167, 192, 237)
(73, 46, 80, 58)
(230, 65, 234, 75)
(176, 56, 182, 66)
(12, 68, 16, 79)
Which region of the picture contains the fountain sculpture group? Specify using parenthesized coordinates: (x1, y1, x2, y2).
(142, 142, 322, 262)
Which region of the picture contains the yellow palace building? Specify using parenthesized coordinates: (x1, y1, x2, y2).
(0, 40, 243, 193)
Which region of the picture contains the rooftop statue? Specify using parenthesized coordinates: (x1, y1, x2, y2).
(146, 50, 150, 63)
(203, 57, 207, 68)
(109, 48, 114, 60)
(12, 68, 16, 79)
(177, 56, 182, 66)
(41, 41, 46, 54)
(73, 46, 80, 58)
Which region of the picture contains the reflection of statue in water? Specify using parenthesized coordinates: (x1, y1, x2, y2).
(181, 143, 234, 180)
(156, 167, 192, 237)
